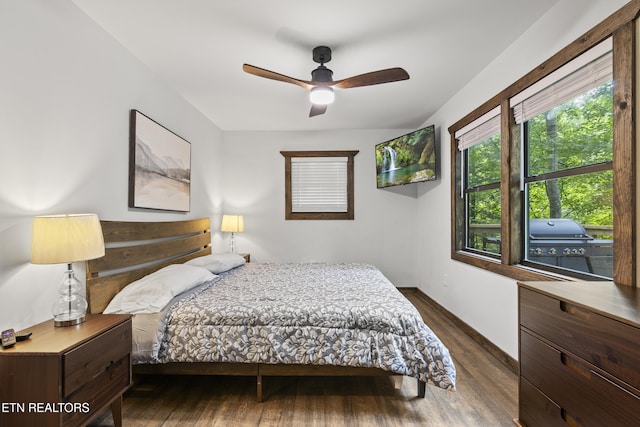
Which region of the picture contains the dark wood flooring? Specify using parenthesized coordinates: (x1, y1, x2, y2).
(90, 290, 517, 426)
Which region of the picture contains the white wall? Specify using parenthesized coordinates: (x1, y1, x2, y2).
(221, 130, 420, 286)
(416, 0, 631, 359)
(0, 1, 223, 331)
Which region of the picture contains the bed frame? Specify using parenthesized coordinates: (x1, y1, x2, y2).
(86, 218, 426, 402)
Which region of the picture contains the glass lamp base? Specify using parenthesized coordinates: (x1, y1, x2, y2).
(229, 233, 237, 253)
(52, 266, 88, 327)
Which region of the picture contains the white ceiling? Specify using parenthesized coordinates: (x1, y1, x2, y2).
(72, 0, 560, 131)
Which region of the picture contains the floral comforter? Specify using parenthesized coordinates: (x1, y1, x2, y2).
(154, 263, 456, 390)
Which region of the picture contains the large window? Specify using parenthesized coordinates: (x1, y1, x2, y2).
(281, 150, 358, 220)
(516, 45, 613, 278)
(449, 5, 636, 285)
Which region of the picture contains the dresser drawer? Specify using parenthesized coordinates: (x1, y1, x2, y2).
(63, 355, 130, 426)
(520, 330, 640, 426)
(519, 287, 640, 390)
(518, 378, 567, 427)
(63, 319, 132, 397)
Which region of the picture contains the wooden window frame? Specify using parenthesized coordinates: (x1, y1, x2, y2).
(281, 150, 359, 220)
(448, 2, 637, 286)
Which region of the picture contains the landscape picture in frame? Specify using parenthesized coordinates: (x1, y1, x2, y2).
(129, 110, 191, 212)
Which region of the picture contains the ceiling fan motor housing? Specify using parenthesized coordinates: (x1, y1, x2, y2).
(311, 65, 333, 82)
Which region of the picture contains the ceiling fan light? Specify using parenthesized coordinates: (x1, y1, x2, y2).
(309, 86, 334, 105)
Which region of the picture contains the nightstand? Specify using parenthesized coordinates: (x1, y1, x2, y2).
(239, 253, 250, 262)
(0, 314, 132, 427)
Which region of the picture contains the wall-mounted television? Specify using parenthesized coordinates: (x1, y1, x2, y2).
(375, 124, 436, 188)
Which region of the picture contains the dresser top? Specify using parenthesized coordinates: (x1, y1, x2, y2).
(0, 314, 130, 355)
(518, 281, 640, 328)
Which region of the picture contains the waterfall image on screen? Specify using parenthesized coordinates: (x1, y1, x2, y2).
(375, 125, 436, 188)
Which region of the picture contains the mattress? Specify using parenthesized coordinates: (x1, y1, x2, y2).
(136, 262, 456, 390)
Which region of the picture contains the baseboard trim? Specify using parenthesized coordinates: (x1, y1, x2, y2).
(399, 287, 518, 374)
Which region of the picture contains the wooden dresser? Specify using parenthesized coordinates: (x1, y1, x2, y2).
(0, 314, 132, 427)
(516, 281, 640, 426)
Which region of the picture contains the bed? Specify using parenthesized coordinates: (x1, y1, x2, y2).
(85, 218, 456, 402)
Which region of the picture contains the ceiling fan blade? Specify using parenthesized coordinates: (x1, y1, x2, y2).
(309, 104, 327, 117)
(243, 64, 313, 90)
(331, 67, 409, 89)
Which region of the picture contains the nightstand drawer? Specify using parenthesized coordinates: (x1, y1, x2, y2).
(63, 355, 130, 426)
(63, 319, 131, 397)
(520, 330, 640, 426)
(520, 287, 640, 390)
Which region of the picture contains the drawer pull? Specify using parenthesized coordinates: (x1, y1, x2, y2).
(560, 408, 580, 427)
(560, 353, 591, 379)
(559, 301, 590, 320)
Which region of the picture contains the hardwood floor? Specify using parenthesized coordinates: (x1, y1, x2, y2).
(90, 290, 517, 426)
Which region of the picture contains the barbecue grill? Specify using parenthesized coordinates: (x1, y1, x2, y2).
(528, 218, 613, 277)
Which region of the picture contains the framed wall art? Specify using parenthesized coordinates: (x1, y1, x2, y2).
(129, 110, 191, 212)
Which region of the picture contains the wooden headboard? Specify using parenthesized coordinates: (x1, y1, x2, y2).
(85, 218, 212, 313)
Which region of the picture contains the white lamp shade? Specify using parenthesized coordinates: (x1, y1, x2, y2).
(220, 215, 244, 233)
(31, 214, 105, 264)
(309, 87, 335, 105)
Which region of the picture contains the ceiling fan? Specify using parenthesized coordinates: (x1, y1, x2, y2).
(243, 46, 410, 117)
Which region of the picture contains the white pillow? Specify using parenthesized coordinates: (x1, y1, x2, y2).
(185, 253, 246, 273)
(103, 264, 215, 314)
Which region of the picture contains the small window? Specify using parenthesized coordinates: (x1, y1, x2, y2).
(281, 150, 358, 220)
(455, 107, 502, 256)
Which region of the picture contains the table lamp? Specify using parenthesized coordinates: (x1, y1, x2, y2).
(220, 215, 244, 253)
(31, 214, 105, 327)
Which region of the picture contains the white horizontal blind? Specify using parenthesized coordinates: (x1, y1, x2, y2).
(291, 157, 348, 212)
(511, 38, 612, 124)
(454, 106, 501, 199)
(455, 105, 501, 151)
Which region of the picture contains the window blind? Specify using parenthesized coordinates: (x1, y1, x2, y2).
(454, 106, 501, 199)
(511, 38, 612, 124)
(291, 157, 348, 212)
(455, 105, 501, 151)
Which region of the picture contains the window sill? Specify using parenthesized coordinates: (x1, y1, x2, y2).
(451, 250, 579, 282)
